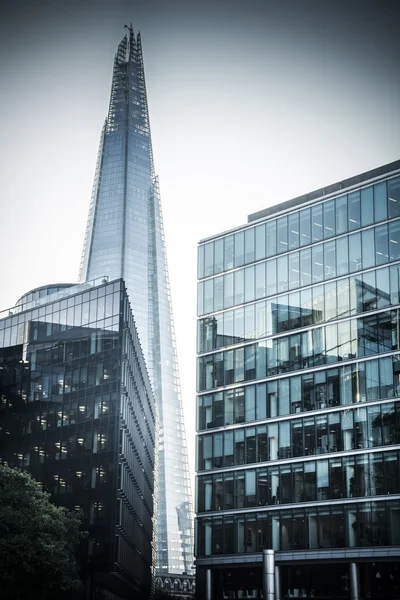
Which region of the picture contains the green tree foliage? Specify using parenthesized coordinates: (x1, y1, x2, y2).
(0, 465, 84, 599)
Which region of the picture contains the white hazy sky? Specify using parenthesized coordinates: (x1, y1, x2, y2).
(0, 0, 399, 489)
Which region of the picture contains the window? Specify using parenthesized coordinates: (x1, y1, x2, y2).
(388, 177, 400, 218)
(277, 216, 288, 253)
(266, 220, 277, 257)
(361, 186, 374, 226)
(255, 224, 266, 260)
(324, 200, 335, 238)
(312, 204, 323, 242)
(335, 196, 347, 234)
(374, 182, 387, 222)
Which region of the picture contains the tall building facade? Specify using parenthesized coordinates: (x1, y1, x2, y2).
(196, 161, 400, 599)
(0, 278, 156, 599)
(79, 26, 194, 579)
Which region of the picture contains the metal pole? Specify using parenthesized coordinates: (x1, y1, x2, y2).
(275, 564, 281, 600)
(206, 568, 212, 600)
(263, 549, 275, 600)
(350, 562, 360, 600)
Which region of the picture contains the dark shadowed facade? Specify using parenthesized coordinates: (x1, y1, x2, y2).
(79, 25, 194, 581)
(0, 278, 156, 600)
(196, 161, 400, 599)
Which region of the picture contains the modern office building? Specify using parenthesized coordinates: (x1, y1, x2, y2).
(195, 160, 400, 599)
(0, 278, 156, 600)
(79, 26, 194, 582)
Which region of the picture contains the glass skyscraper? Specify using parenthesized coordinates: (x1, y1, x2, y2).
(196, 161, 400, 599)
(79, 26, 194, 579)
(0, 278, 156, 599)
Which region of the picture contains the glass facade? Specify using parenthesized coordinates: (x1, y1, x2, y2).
(0, 279, 156, 599)
(196, 163, 400, 599)
(78, 27, 193, 575)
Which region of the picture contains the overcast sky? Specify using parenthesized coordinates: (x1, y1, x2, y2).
(0, 0, 399, 484)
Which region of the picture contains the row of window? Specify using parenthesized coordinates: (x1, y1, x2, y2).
(196, 499, 400, 556)
(198, 265, 400, 353)
(0, 429, 115, 465)
(198, 355, 400, 428)
(197, 310, 399, 392)
(197, 449, 400, 511)
(197, 220, 400, 316)
(197, 400, 400, 470)
(198, 176, 400, 278)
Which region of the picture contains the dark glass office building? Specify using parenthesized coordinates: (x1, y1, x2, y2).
(79, 25, 194, 580)
(0, 278, 156, 600)
(196, 161, 400, 600)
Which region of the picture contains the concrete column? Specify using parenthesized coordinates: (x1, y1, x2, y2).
(206, 568, 212, 600)
(275, 564, 281, 600)
(350, 562, 360, 600)
(263, 549, 275, 600)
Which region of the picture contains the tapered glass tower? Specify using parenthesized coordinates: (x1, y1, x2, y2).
(79, 25, 194, 577)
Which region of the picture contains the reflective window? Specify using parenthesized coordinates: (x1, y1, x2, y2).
(348, 190, 361, 231)
(374, 181, 387, 222)
(335, 196, 347, 235)
(312, 204, 323, 242)
(235, 231, 245, 267)
(245, 228, 255, 264)
(361, 186, 374, 227)
(299, 208, 311, 246)
(266, 220, 277, 257)
(323, 200, 335, 238)
(277, 216, 288, 253)
(388, 177, 400, 218)
(255, 224, 266, 261)
(289, 212, 300, 250)
(214, 238, 224, 274)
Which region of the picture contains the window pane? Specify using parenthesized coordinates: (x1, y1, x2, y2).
(266, 220, 277, 257)
(376, 267, 390, 309)
(214, 239, 224, 274)
(324, 200, 335, 238)
(197, 282, 204, 315)
(288, 252, 300, 290)
(335, 195, 347, 234)
(375, 223, 389, 265)
(349, 232, 362, 272)
(336, 236, 349, 276)
(266, 259, 277, 296)
(288, 212, 300, 250)
(224, 272, 234, 308)
(388, 176, 400, 218)
(312, 244, 324, 283)
(214, 276, 224, 311)
(324, 240, 336, 279)
(244, 266, 255, 303)
(255, 224, 266, 261)
(277, 216, 288, 253)
(277, 255, 288, 293)
(300, 248, 312, 286)
(361, 187, 374, 227)
(235, 231, 245, 267)
(245, 228, 255, 264)
(362, 229, 375, 269)
(255, 262, 266, 299)
(204, 279, 213, 313)
(374, 182, 387, 222)
(198, 245, 205, 279)
(312, 204, 323, 242)
(389, 220, 400, 261)
(234, 269, 245, 305)
(300, 207, 311, 246)
(204, 242, 214, 276)
(348, 191, 361, 231)
(224, 235, 234, 270)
